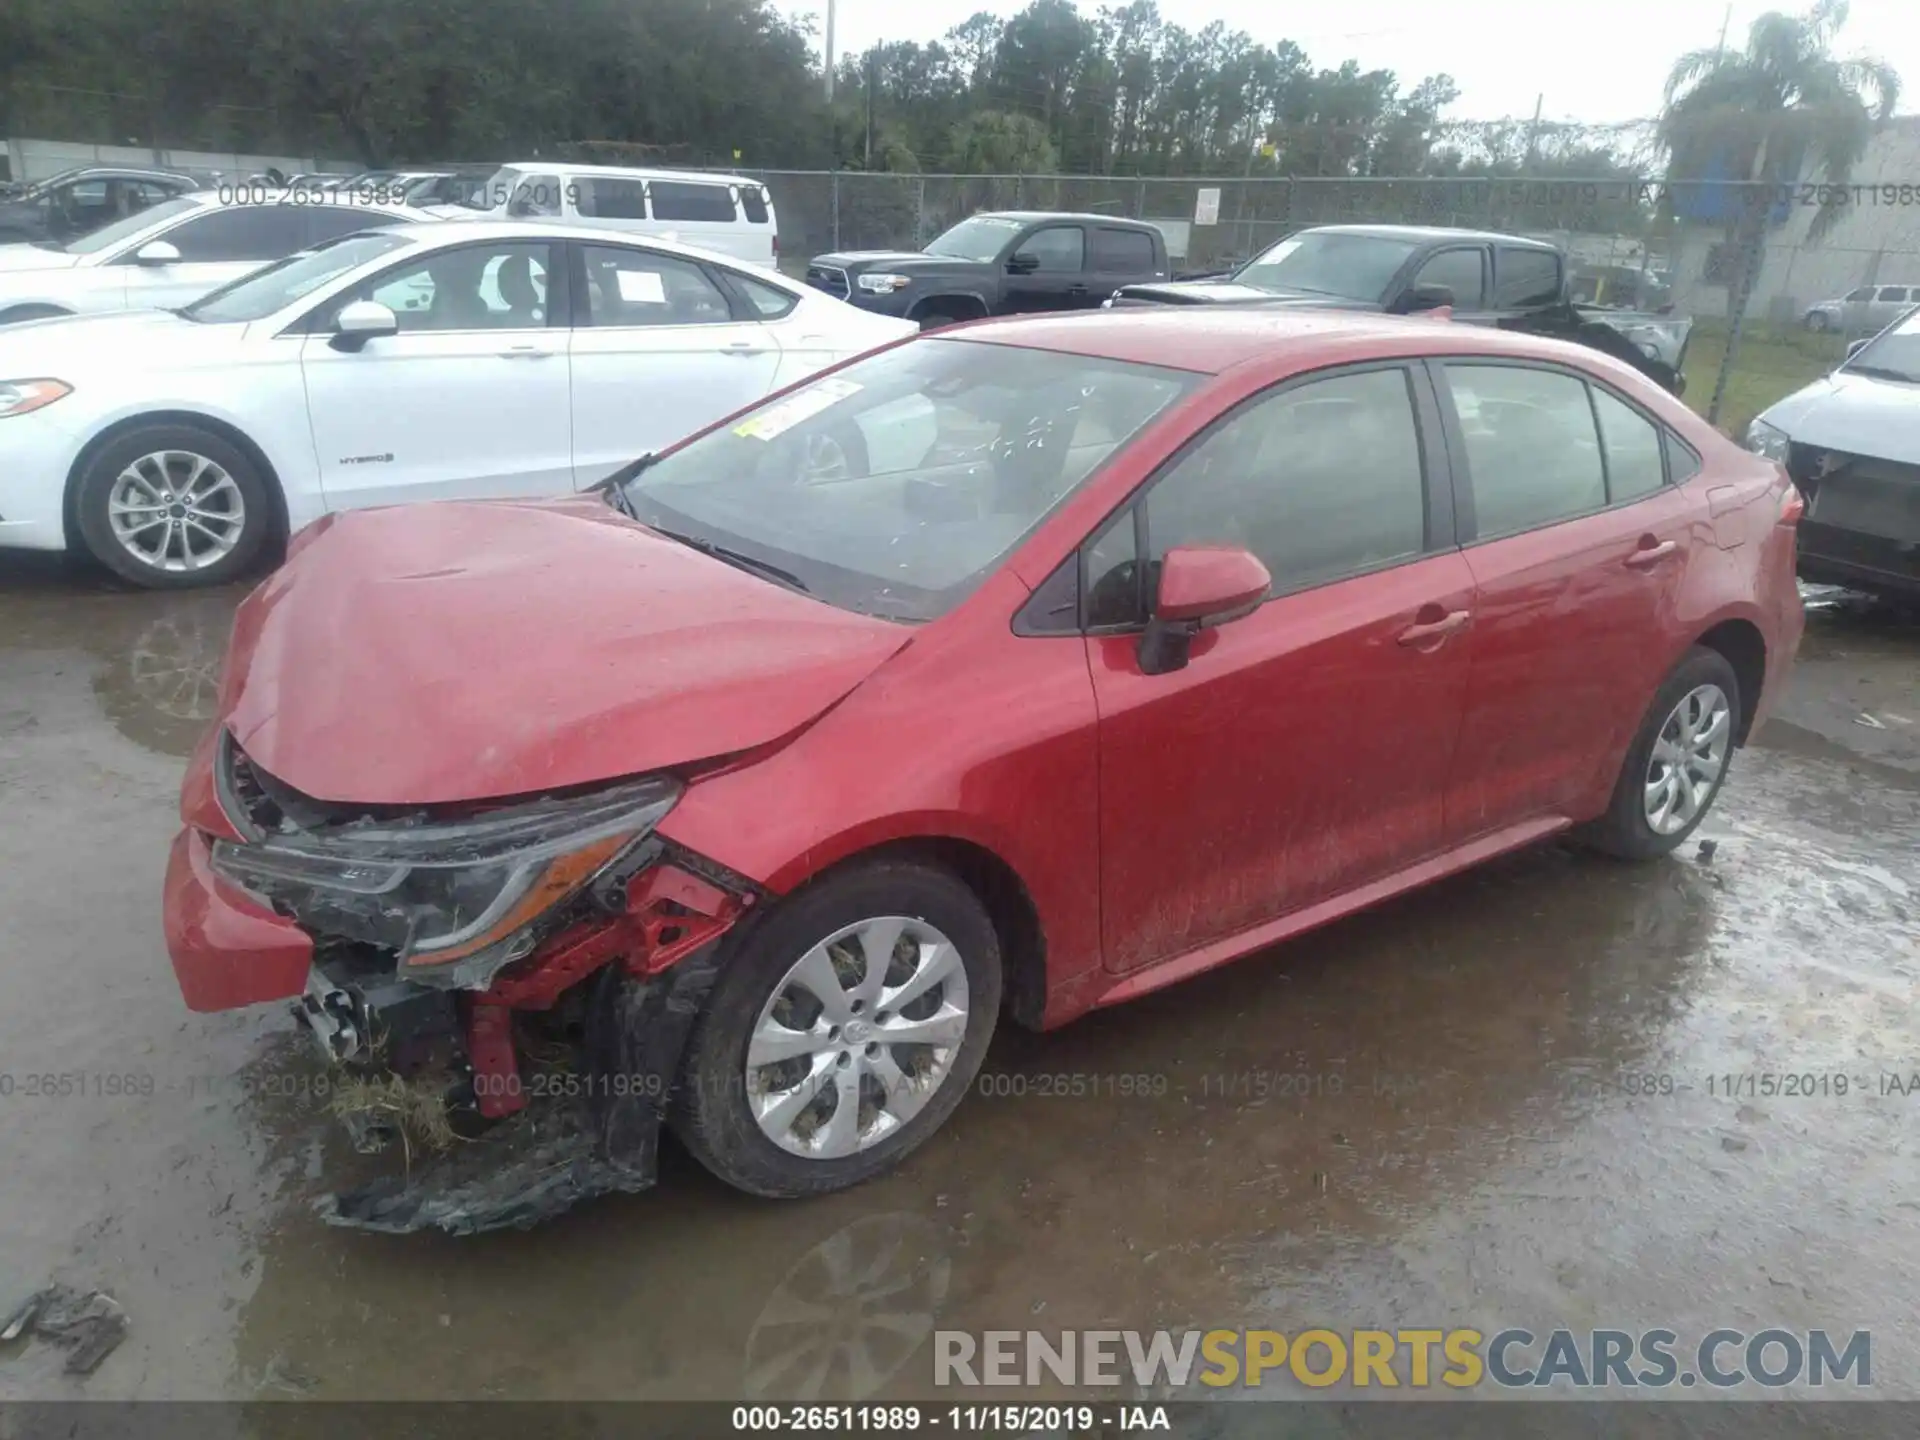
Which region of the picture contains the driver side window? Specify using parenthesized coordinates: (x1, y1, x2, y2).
(1016, 226, 1086, 273)
(342, 242, 553, 332)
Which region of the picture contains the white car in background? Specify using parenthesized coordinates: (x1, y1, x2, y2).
(433, 163, 780, 267)
(0, 191, 425, 325)
(0, 221, 915, 587)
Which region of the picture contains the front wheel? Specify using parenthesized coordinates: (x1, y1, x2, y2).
(74, 423, 276, 588)
(1806, 311, 1831, 332)
(674, 860, 1002, 1198)
(1580, 646, 1741, 860)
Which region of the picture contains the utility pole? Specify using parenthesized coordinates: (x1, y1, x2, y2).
(824, 0, 837, 103)
(865, 45, 877, 167)
(1716, 1, 1732, 53)
(1523, 93, 1544, 169)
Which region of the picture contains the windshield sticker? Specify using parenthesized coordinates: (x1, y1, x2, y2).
(734, 378, 864, 440)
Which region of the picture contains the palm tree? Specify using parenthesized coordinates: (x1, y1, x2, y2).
(1658, 0, 1899, 423)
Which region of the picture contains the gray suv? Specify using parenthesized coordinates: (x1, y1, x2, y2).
(1804, 282, 1915, 333)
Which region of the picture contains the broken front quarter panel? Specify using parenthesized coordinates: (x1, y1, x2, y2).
(216, 497, 912, 806)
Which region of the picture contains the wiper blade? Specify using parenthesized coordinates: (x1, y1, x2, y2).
(596, 452, 657, 518)
(648, 526, 809, 592)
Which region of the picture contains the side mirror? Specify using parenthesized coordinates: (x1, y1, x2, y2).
(330, 299, 399, 351)
(133, 240, 181, 266)
(1393, 283, 1454, 314)
(1138, 545, 1271, 676)
(1006, 251, 1040, 275)
(1844, 339, 1868, 362)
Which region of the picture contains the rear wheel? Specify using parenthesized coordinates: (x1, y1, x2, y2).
(1581, 646, 1741, 860)
(1805, 311, 1831, 332)
(674, 860, 1001, 1198)
(74, 423, 275, 588)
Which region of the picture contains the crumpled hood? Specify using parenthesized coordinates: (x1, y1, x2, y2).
(218, 498, 911, 806)
(1763, 371, 1920, 464)
(1111, 279, 1371, 308)
(0, 245, 81, 275)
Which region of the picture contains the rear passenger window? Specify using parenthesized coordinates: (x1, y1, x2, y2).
(579, 179, 648, 220)
(649, 181, 737, 223)
(1091, 227, 1155, 275)
(1666, 433, 1701, 484)
(739, 186, 770, 224)
(1144, 368, 1428, 595)
(1494, 246, 1561, 307)
(1882, 286, 1910, 302)
(1448, 365, 1606, 536)
(730, 271, 797, 319)
(581, 245, 733, 326)
(1592, 389, 1667, 501)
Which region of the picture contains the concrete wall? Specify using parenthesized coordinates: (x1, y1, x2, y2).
(4, 137, 361, 184)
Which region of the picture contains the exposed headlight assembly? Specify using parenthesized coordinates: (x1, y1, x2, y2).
(211, 775, 680, 978)
(856, 272, 912, 294)
(0, 378, 72, 418)
(1745, 417, 1791, 463)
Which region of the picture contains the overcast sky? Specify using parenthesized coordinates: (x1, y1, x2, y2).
(777, 0, 1916, 125)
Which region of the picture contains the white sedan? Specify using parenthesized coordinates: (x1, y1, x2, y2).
(0, 221, 918, 587)
(0, 191, 425, 325)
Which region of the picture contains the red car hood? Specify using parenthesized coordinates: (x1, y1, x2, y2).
(218, 498, 909, 805)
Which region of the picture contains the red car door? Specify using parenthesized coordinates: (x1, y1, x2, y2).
(1435, 359, 1702, 840)
(1085, 363, 1476, 974)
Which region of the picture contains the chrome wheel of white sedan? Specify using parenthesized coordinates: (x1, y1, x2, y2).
(108, 450, 248, 574)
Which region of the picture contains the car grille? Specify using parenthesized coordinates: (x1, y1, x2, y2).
(805, 265, 850, 300)
(1788, 444, 1920, 543)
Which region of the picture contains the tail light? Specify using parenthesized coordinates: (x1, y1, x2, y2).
(1778, 482, 1805, 526)
(772, 233, 780, 260)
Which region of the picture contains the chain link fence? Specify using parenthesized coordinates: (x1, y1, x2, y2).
(746, 170, 1920, 437)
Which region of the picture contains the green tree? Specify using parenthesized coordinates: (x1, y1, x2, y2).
(947, 110, 1059, 173)
(1658, 0, 1899, 418)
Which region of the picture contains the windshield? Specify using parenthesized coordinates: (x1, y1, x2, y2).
(1843, 309, 1920, 384)
(458, 166, 520, 211)
(181, 232, 414, 323)
(1233, 232, 1421, 301)
(621, 339, 1197, 620)
(924, 216, 1025, 263)
(61, 196, 200, 256)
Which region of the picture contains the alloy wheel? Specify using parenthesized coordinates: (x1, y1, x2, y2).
(107, 450, 247, 574)
(1643, 682, 1731, 835)
(746, 916, 969, 1159)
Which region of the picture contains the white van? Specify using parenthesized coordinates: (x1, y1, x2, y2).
(432, 164, 779, 268)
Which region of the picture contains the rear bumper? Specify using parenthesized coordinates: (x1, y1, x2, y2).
(162, 828, 313, 1013)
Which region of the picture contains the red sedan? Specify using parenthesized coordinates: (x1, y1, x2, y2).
(163, 308, 1804, 1231)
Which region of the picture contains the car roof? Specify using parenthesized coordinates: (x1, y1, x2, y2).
(166, 191, 422, 220)
(386, 218, 798, 279)
(34, 166, 198, 183)
(495, 162, 767, 188)
(948, 306, 1619, 376)
(1299, 223, 1558, 250)
(978, 211, 1158, 227)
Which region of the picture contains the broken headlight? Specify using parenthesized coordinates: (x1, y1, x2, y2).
(210, 776, 679, 972)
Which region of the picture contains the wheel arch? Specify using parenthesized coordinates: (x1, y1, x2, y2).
(63, 410, 291, 555)
(760, 831, 1050, 1032)
(0, 302, 76, 325)
(1690, 616, 1767, 744)
(908, 292, 990, 325)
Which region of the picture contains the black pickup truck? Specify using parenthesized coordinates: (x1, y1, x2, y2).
(1109, 224, 1692, 394)
(807, 212, 1171, 328)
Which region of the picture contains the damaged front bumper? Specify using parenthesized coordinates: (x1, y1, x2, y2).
(163, 737, 761, 1234)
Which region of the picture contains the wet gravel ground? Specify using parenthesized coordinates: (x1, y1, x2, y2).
(0, 554, 1914, 1405)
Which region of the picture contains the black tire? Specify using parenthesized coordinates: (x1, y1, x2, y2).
(1805, 311, 1830, 332)
(0, 304, 72, 326)
(73, 423, 276, 589)
(1580, 646, 1742, 861)
(673, 859, 1002, 1198)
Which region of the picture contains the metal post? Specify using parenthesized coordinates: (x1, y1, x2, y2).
(824, 0, 837, 103)
(915, 175, 927, 244)
(1707, 199, 1764, 428)
(831, 168, 841, 251)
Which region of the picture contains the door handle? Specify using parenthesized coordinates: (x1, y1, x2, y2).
(1067, 284, 1089, 295)
(1396, 607, 1471, 646)
(1624, 538, 1678, 569)
(499, 345, 554, 359)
